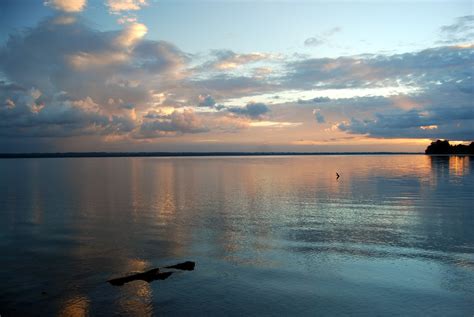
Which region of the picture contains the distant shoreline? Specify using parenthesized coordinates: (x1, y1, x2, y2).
(0, 152, 439, 159)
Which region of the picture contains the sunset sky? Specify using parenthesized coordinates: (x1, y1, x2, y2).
(0, 0, 472, 152)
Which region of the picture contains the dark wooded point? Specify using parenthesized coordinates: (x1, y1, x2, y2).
(425, 140, 474, 155)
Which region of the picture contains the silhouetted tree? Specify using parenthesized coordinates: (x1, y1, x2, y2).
(425, 140, 474, 154)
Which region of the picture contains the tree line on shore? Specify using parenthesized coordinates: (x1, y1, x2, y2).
(425, 140, 474, 154)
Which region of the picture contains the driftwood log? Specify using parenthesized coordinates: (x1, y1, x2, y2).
(108, 261, 195, 286)
(164, 261, 195, 271)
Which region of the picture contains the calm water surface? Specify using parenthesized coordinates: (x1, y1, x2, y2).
(0, 155, 473, 316)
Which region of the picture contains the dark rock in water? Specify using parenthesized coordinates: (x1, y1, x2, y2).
(165, 261, 195, 271)
(108, 269, 173, 286)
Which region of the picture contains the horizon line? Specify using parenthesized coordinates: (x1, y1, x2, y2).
(0, 151, 435, 159)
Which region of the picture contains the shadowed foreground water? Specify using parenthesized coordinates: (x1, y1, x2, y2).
(0, 155, 473, 316)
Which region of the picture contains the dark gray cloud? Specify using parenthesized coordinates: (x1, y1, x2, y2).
(338, 111, 474, 141)
(0, 90, 135, 138)
(337, 80, 474, 140)
(227, 102, 270, 119)
(133, 40, 190, 74)
(312, 97, 332, 103)
(313, 109, 326, 123)
(198, 95, 216, 108)
(297, 96, 332, 104)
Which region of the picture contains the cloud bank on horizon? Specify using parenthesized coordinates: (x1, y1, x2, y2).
(0, 0, 472, 152)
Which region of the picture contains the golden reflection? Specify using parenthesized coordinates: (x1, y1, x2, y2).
(117, 258, 154, 317)
(127, 258, 151, 271)
(153, 160, 177, 220)
(429, 156, 471, 185)
(58, 295, 89, 317)
(118, 281, 153, 317)
(146, 159, 189, 257)
(449, 156, 469, 176)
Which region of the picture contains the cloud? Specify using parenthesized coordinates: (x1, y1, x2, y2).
(253, 67, 273, 78)
(143, 110, 167, 119)
(210, 115, 250, 131)
(198, 95, 216, 108)
(284, 45, 473, 90)
(187, 75, 277, 100)
(0, 86, 134, 138)
(312, 97, 332, 103)
(283, 46, 473, 140)
(45, 0, 86, 12)
(133, 40, 189, 74)
(121, 103, 135, 109)
(439, 15, 474, 44)
(115, 22, 148, 47)
(68, 52, 129, 70)
(0, 16, 191, 140)
(0, 11, 473, 149)
(0, 16, 187, 106)
(52, 15, 78, 25)
(337, 111, 474, 141)
(205, 50, 271, 70)
(336, 82, 474, 141)
(249, 121, 302, 128)
(304, 37, 324, 47)
(137, 109, 209, 138)
(107, 0, 147, 13)
(227, 102, 270, 119)
(297, 96, 331, 104)
(304, 27, 341, 47)
(313, 109, 326, 123)
(297, 96, 392, 111)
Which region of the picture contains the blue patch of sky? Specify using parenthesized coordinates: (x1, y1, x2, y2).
(0, 0, 471, 57)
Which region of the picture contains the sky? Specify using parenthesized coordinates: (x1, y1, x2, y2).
(0, 0, 472, 152)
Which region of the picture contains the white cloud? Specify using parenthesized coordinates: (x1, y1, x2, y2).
(107, 0, 147, 13)
(45, 0, 86, 12)
(249, 121, 302, 128)
(115, 22, 148, 47)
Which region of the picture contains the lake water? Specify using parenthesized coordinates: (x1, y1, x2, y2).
(0, 155, 473, 316)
